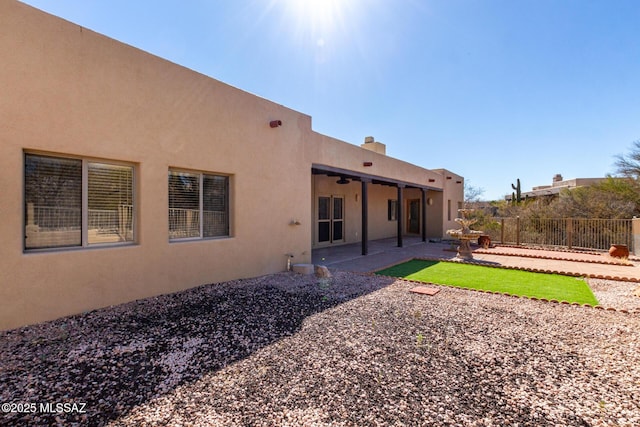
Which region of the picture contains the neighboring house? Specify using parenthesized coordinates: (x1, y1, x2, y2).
(0, 1, 464, 330)
(505, 174, 607, 202)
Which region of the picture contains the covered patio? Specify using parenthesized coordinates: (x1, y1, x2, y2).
(311, 236, 458, 272)
(312, 165, 444, 257)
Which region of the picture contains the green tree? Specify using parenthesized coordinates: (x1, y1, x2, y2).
(464, 180, 485, 206)
(552, 178, 639, 219)
(614, 139, 640, 179)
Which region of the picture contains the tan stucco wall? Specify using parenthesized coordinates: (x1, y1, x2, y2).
(434, 169, 465, 234)
(307, 133, 445, 187)
(426, 190, 445, 237)
(306, 134, 462, 243)
(0, 1, 463, 330)
(0, 1, 313, 330)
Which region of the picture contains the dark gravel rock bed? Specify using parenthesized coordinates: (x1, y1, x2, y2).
(1, 271, 639, 426)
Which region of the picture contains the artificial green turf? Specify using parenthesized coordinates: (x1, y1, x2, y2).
(376, 259, 599, 305)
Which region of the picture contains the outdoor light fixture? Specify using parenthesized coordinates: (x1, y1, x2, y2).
(269, 120, 282, 128)
(336, 177, 350, 184)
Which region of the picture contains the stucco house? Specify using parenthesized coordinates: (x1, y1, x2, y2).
(505, 174, 608, 202)
(0, 1, 464, 331)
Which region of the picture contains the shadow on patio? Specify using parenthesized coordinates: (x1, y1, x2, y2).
(312, 237, 459, 272)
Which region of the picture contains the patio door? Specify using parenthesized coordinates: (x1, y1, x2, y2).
(407, 199, 420, 234)
(318, 195, 344, 244)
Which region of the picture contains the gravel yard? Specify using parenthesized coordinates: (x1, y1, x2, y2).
(1, 270, 640, 426)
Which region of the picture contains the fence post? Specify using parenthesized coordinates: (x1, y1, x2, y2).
(516, 216, 520, 246)
(633, 217, 640, 256)
(500, 218, 504, 244)
(566, 218, 573, 249)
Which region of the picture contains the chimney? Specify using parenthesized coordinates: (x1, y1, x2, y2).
(553, 174, 563, 183)
(361, 136, 386, 155)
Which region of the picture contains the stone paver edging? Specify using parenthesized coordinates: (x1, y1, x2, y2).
(474, 246, 635, 267)
(496, 243, 639, 261)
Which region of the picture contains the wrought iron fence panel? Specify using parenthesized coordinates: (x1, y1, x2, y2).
(492, 217, 633, 252)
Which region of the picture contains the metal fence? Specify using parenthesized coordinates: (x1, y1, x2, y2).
(482, 217, 634, 252)
(31, 206, 81, 231)
(168, 208, 228, 239)
(88, 206, 134, 235)
(30, 205, 133, 236)
(30, 205, 226, 240)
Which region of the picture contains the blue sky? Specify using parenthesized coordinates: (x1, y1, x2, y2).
(20, 0, 640, 200)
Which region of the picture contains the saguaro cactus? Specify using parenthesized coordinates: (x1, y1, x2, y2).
(511, 179, 521, 205)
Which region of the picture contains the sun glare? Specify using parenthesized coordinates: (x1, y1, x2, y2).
(295, 0, 342, 28)
(279, 0, 357, 48)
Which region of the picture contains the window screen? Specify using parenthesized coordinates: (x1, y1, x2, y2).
(24, 154, 135, 250)
(169, 169, 230, 240)
(388, 200, 398, 221)
(25, 154, 82, 249)
(333, 197, 343, 220)
(318, 197, 330, 220)
(168, 171, 200, 238)
(203, 175, 229, 238)
(88, 163, 134, 244)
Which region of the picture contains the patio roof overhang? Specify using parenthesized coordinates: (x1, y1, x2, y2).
(312, 163, 441, 255)
(311, 164, 442, 191)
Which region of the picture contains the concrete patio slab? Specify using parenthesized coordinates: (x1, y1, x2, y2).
(312, 238, 640, 282)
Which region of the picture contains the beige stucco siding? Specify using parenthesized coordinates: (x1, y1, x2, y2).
(0, 1, 311, 330)
(0, 1, 463, 330)
(435, 169, 465, 232)
(307, 134, 444, 187)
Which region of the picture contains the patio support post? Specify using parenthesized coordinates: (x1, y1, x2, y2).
(421, 188, 427, 242)
(633, 217, 640, 256)
(566, 218, 573, 249)
(361, 179, 370, 255)
(397, 184, 404, 247)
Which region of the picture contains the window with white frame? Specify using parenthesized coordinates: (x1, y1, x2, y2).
(168, 169, 229, 240)
(24, 153, 135, 250)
